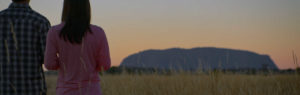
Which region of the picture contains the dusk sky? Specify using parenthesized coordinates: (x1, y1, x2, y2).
(1, 0, 299, 69)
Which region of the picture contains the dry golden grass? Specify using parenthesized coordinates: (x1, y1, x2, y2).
(46, 73, 299, 95)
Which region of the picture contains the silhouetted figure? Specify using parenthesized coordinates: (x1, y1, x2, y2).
(44, 0, 111, 95)
(0, 0, 50, 95)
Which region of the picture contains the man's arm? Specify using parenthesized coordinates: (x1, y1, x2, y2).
(39, 20, 51, 64)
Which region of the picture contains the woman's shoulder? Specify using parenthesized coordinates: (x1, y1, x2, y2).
(52, 23, 65, 30)
(47, 23, 65, 39)
(90, 24, 106, 35)
(90, 24, 104, 32)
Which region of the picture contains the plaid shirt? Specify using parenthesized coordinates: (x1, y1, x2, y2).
(0, 3, 50, 95)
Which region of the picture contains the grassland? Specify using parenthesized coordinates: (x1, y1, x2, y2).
(46, 73, 299, 95)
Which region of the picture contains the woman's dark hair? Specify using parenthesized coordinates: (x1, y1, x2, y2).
(60, 0, 91, 44)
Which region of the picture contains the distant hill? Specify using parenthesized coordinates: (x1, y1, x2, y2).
(120, 47, 278, 71)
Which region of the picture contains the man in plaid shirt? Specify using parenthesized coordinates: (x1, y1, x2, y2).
(0, 0, 50, 95)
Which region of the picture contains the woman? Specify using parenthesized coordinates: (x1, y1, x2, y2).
(44, 0, 111, 95)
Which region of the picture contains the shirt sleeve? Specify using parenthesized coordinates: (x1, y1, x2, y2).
(44, 28, 59, 70)
(96, 28, 111, 71)
(39, 21, 51, 64)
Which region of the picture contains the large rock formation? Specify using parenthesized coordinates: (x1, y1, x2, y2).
(120, 47, 278, 71)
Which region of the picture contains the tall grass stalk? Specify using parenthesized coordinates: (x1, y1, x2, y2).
(46, 73, 300, 95)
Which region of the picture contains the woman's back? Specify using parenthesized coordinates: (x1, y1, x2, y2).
(44, 23, 111, 95)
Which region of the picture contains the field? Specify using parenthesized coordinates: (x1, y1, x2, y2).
(46, 73, 300, 95)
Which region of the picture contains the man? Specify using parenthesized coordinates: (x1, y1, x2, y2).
(0, 0, 50, 95)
